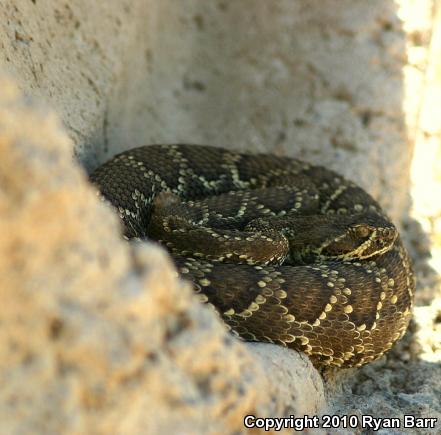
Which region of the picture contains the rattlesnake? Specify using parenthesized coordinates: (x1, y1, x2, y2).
(90, 144, 414, 368)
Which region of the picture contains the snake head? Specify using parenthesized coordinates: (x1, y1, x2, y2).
(316, 216, 398, 261)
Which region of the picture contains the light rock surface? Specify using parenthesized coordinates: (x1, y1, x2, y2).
(0, 0, 440, 434)
(1, 0, 412, 221)
(0, 73, 325, 434)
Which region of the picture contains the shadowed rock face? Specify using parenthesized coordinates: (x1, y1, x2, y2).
(1, 0, 440, 433)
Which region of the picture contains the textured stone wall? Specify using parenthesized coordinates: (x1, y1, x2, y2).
(1, 0, 413, 221)
(0, 73, 327, 434)
(1, 0, 440, 434)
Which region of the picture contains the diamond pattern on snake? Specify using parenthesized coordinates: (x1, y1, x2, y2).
(90, 144, 415, 368)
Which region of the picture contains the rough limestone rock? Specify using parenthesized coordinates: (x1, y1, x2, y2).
(0, 73, 326, 433)
(1, 0, 440, 434)
(2, 0, 412, 221)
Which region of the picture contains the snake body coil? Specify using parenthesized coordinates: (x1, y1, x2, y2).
(90, 144, 414, 368)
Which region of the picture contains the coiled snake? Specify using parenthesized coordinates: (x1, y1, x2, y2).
(90, 144, 414, 368)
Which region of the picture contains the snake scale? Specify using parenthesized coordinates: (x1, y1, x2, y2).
(90, 144, 415, 368)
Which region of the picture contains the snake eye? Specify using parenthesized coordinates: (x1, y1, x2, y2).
(354, 225, 370, 238)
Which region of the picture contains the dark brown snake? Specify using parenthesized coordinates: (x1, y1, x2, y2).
(90, 144, 415, 368)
